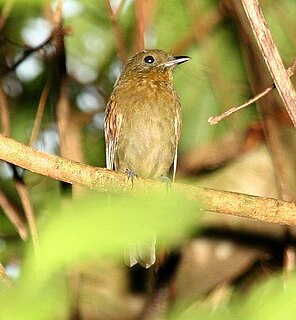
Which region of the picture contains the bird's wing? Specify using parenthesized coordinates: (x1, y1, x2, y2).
(104, 96, 123, 170)
(172, 104, 182, 182)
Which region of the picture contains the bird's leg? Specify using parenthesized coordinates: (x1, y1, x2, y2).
(158, 176, 172, 192)
(126, 169, 137, 187)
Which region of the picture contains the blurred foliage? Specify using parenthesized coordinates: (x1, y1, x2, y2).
(0, 190, 197, 319)
(169, 272, 296, 320)
(0, 0, 295, 319)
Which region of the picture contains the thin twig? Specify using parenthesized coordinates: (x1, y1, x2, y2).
(9, 164, 39, 257)
(0, 188, 27, 240)
(3, 35, 53, 76)
(208, 58, 296, 125)
(29, 79, 52, 146)
(241, 0, 296, 127)
(0, 0, 57, 259)
(113, 0, 127, 19)
(135, 0, 145, 51)
(106, 0, 127, 65)
(0, 84, 10, 136)
(0, 0, 13, 32)
(53, 0, 75, 161)
(0, 79, 35, 246)
(208, 85, 274, 125)
(53, 0, 64, 25)
(14, 177, 39, 258)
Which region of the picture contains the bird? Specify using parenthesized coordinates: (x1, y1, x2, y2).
(104, 49, 190, 268)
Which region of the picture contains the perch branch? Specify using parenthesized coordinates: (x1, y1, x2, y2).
(0, 134, 296, 226)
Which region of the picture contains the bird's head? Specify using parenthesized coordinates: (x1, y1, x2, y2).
(120, 49, 190, 81)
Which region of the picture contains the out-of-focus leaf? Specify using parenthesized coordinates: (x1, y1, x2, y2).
(0, 189, 198, 319)
(32, 190, 198, 280)
(169, 272, 296, 320)
(240, 272, 296, 320)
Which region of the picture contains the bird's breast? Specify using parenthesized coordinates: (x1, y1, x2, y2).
(114, 81, 181, 178)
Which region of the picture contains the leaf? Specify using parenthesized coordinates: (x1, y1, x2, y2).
(0, 189, 199, 320)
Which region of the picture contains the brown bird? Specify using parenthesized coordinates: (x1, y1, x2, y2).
(105, 49, 190, 267)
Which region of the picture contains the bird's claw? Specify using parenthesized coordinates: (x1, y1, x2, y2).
(158, 176, 172, 192)
(126, 169, 137, 186)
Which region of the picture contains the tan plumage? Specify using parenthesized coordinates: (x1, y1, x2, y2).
(104, 49, 190, 267)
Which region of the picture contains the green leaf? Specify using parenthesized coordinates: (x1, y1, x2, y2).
(0, 189, 199, 320)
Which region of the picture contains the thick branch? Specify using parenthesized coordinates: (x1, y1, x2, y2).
(0, 134, 295, 225)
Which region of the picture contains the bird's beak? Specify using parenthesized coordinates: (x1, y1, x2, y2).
(163, 56, 190, 68)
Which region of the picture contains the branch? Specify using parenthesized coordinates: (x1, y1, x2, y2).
(208, 84, 274, 125)
(0, 59, 38, 251)
(0, 188, 27, 240)
(29, 79, 51, 146)
(208, 57, 296, 125)
(0, 0, 13, 32)
(241, 0, 296, 127)
(228, 0, 295, 202)
(106, 0, 127, 65)
(135, 0, 145, 51)
(3, 35, 53, 76)
(0, 134, 296, 225)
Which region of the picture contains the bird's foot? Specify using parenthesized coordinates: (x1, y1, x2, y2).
(158, 176, 172, 192)
(126, 169, 137, 186)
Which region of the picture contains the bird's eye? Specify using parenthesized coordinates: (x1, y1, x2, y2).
(144, 55, 155, 64)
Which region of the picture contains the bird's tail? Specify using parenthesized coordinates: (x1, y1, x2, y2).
(124, 235, 156, 268)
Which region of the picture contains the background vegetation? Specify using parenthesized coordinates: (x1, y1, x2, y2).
(0, 0, 296, 319)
